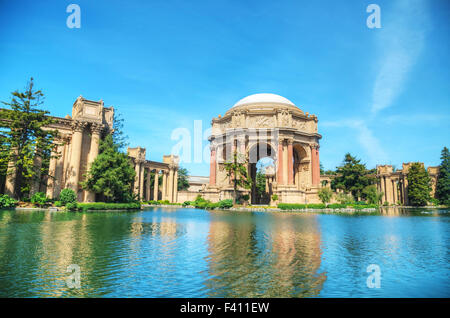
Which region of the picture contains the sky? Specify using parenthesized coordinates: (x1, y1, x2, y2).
(0, 0, 449, 176)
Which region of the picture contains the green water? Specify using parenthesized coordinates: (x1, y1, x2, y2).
(0, 207, 448, 297)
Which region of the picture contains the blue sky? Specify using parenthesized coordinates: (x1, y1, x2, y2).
(1, 0, 449, 176)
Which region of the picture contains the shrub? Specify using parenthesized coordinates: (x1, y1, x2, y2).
(54, 201, 63, 207)
(0, 194, 18, 208)
(241, 194, 250, 202)
(67, 202, 141, 211)
(327, 203, 347, 209)
(318, 188, 333, 204)
(182, 201, 191, 207)
(307, 203, 326, 209)
(271, 194, 279, 201)
(278, 203, 307, 210)
(383, 201, 389, 206)
(335, 193, 354, 205)
(59, 188, 77, 205)
(218, 199, 233, 209)
(157, 200, 170, 205)
(31, 192, 48, 207)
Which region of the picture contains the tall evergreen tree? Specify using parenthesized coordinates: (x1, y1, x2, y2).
(436, 147, 450, 205)
(407, 162, 431, 206)
(1, 78, 59, 199)
(331, 153, 375, 200)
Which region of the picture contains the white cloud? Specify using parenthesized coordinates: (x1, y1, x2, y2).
(371, 0, 429, 113)
(321, 119, 388, 166)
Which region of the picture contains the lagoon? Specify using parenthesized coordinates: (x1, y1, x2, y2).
(0, 207, 448, 297)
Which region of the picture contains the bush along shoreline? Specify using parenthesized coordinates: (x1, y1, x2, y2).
(66, 202, 141, 212)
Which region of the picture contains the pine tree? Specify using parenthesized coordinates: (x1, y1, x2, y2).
(331, 153, 375, 200)
(1, 78, 59, 199)
(436, 147, 450, 205)
(407, 162, 431, 206)
(177, 167, 190, 191)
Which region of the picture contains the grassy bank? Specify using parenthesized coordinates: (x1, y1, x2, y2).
(66, 202, 141, 212)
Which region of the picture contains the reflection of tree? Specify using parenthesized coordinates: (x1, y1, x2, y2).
(204, 212, 326, 297)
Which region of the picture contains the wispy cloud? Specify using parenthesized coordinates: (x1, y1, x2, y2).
(371, 0, 429, 113)
(321, 119, 388, 166)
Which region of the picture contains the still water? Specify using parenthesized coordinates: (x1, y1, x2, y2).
(0, 207, 448, 298)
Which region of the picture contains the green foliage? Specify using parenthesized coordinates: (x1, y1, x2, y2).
(223, 150, 252, 204)
(362, 185, 383, 204)
(318, 187, 333, 204)
(383, 201, 389, 206)
(271, 194, 278, 201)
(177, 167, 190, 191)
(67, 202, 141, 212)
(331, 153, 376, 200)
(54, 201, 62, 207)
(1, 78, 59, 199)
(30, 191, 48, 207)
(429, 197, 440, 206)
(255, 171, 266, 198)
(81, 134, 136, 203)
(335, 192, 354, 205)
(182, 201, 191, 207)
(147, 200, 161, 205)
(158, 200, 170, 204)
(306, 203, 326, 209)
(278, 203, 307, 210)
(59, 188, 77, 205)
(0, 194, 17, 208)
(407, 162, 431, 206)
(327, 203, 347, 209)
(218, 199, 233, 209)
(436, 147, 450, 205)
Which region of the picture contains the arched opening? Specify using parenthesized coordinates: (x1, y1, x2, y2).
(248, 142, 275, 204)
(293, 144, 309, 190)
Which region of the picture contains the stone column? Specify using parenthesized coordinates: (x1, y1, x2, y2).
(139, 164, 145, 200)
(62, 135, 72, 187)
(31, 147, 43, 195)
(4, 148, 18, 197)
(277, 139, 284, 184)
(67, 121, 85, 194)
(146, 168, 151, 201)
(209, 147, 216, 186)
(85, 123, 103, 202)
(153, 170, 159, 201)
(54, 143, 66, 198)
(162, 170, 167, 200)
(287, 140, 294, 185)
(168, 167, 174, 202)
(173, 168, 178, 203)
(46, 145, 59, 199)
(311, 145, 320, 186)
(134, 161, 141, 196)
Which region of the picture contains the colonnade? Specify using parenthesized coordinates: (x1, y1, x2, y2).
(131, 157, 178, 203)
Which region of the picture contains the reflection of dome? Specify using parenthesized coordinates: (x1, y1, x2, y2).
(233, 93, 295, 108)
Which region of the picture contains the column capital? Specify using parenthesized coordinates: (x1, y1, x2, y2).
(287, 138, 294, 145)
(91, 123, 104, 135)
(71, 121, 87, 133)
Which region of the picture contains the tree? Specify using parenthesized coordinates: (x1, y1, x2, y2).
(177, 167, 189, 191)
(255, 171, 266, 198)
(436, 147, 450, 205)
(362, 185, 383, 204)
(407, 162, 431, 206)
(81, 134, 136, 202)
(331, 153, 375, 200)
(223, 149, 252, 205)
(1, 78, 59, 199)
(318, 187, 332, 204)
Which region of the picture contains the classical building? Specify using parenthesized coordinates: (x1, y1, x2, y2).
(377, 163, 439, 205)
(127, 147, 179, 202)
(1, 96, 178, 203)
(194, 93, 322, 204)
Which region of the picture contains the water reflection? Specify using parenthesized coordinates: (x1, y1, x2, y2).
(0, 208, 448, 297)
(204, 212, 326, 297)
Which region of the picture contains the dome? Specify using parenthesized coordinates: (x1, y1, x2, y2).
(232, 93, 295, 108)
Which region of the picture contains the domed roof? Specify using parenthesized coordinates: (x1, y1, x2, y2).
(232, 93, 295, 108)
